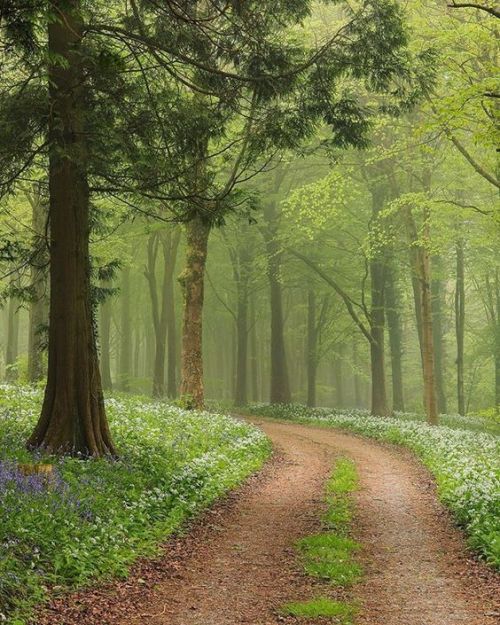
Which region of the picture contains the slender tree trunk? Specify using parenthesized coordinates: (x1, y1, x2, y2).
(27, 196, 48, 383)
(263, 201, 291, 405)
(385, 262, 405, 412)
(333, 347, 344, 408)
(420, 217, 438, 424)
(249, 296, 259, 401)
(404, 206, 438, 424)
(5, 293, 19, 382)
(232, 245, 251, 406)
(306, 289, 317, 407)
(494, 270, 500, 416)
(369, 187, 389, 417)
(28, 0, 115, 455)
(179, 215, 211, 408)
(166, 270, 177, 398)
(352, 339, 362, 408)
(234, 287, 249, 406)
(431, 256, 447, 414)
(144, 233, 165, 397)
(100, 283, 113, 391)
(119, 266, 132, 392)
(133, 325, 140, 379)
(455, 238, 465, 415)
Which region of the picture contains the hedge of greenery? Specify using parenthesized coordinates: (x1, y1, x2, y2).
(249, 403, 500, 569)
(0, 386, 271, 624)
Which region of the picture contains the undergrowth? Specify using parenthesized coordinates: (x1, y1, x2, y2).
(0, 385, 271, 625)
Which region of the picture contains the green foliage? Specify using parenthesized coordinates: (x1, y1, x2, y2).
(0, 386, 271, 625)
(281, 597, 357, 622)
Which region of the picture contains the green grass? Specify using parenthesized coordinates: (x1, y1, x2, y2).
(281, 597, 357, 622)
(298, 533, 361, 585)
(324, 458, 359, 533)
(279, 458, 361, 621)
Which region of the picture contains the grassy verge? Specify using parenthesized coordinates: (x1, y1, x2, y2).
(249, 403, 500, 569)
(0, 385, 271, 625)
(281, 458, 360, 623)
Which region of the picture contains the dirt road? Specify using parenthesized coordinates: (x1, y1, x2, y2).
(37, 419, 499, 625)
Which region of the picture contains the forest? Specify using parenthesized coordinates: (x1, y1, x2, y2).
(0, 1, 498, 624)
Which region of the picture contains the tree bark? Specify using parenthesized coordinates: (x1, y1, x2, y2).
(455, 238, 465, 415)
(27, 0, 115, 455)
(385, 262, 405, 412)
(179, 215, 211, 408)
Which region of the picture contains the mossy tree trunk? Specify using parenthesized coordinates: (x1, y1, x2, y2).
(179, 215, 211, 408)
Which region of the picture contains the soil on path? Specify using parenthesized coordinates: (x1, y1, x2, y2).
(37, 419, 499, 625)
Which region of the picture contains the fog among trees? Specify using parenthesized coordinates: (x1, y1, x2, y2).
(0, 0, 498, 454)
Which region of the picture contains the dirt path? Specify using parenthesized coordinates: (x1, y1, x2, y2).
(37, 419, 499, 625)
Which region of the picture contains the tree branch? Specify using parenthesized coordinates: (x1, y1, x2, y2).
(447, 2, 500, 19)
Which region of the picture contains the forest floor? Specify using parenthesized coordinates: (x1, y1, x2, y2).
(36, 419, 500, 625)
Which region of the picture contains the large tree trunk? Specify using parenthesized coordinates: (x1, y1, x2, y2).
(455, 238, 465, 415)
(99, 282, 113, 391)
(27, 194, 48, 383)
(119, 266, 132, 392)
(306, 290, 317, 407)
(431, 256, 448, 414)
(28, 0, 115, 455)
(385, 262, 405, 412)
(179, 215, 210, 408)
